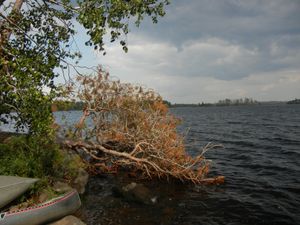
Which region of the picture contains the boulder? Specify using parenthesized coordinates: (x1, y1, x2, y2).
(51, 167, 88, 195)
(113, 182, 158, 205)
(48, 216, 86, 225)
(72, 168, 89, 194)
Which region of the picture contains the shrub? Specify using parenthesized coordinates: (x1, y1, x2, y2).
(0, 134, 83, 188)
(0, 135, 62, 178)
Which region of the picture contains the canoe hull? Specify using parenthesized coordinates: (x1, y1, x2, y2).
(0, 176, 39, 209)
(0, 190, 81, 225)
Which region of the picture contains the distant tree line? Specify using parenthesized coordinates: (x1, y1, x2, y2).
(52, 101, 85, 111)
(167, 98, 259, 108)
(51, 98, 262, 111)
(216, 98, 258, 106)
(287, 99, 300, 104)
(171, 103, 202, 107)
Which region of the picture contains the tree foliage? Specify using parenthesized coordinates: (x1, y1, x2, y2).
(66, 68, 224, 184)
(0, 0, 170, 134)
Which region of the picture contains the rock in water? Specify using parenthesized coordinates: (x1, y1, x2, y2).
(113, 182, 158, 205)
(73, 168, 89, 194)
(48, 216, 86, 225)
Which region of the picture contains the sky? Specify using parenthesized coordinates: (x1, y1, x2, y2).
(67, 0, 300, 103)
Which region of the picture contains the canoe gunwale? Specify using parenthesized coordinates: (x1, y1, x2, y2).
(3, 190, 77, 216)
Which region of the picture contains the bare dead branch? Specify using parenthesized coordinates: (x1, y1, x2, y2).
(63, 68, 224, 185)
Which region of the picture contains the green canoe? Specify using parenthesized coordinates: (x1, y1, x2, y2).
(0, 176, 39, 209)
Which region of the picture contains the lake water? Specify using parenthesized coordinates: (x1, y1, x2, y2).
(77, 104, 300, 225)
(2, 104, 300, 224)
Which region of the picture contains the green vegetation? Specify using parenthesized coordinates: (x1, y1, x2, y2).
(0, 135, 67, 189)
(1, 0, 170, 135)
(52, 100, 85, 111)
(0, 136, 60, 178)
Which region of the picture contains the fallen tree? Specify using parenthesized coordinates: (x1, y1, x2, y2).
(64, 68, 224, 185)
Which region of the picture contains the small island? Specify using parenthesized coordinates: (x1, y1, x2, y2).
(287, 99, 300, 104)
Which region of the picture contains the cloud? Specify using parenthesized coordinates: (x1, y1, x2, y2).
(94, 34, 300, 103)
(96, 33, 300, 81)
(148, 70, 300, 103)
(135, 0, 300, 45)
(61, 0, 300, 102)
(124, 0, 300, 80)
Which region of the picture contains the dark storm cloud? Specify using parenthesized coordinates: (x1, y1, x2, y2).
(135, 0, 300, 45)
(129, 0, 300, 80)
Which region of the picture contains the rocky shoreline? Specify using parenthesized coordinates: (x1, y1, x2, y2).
(0, 131, 165, 225)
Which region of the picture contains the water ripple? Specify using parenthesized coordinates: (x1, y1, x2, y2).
(77, 104, 300, 225)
